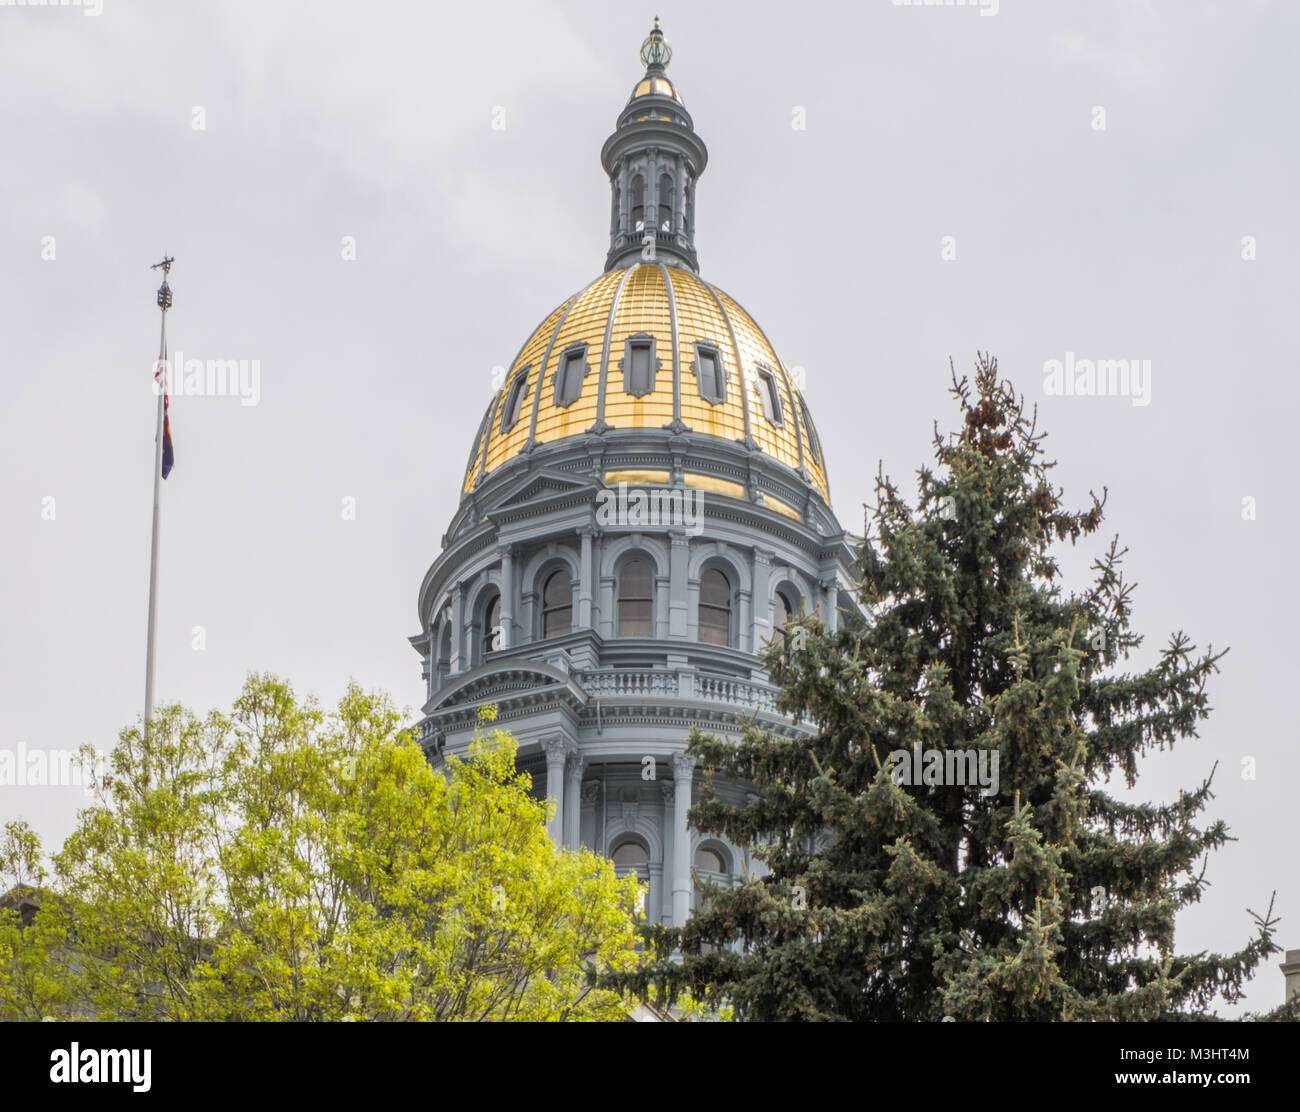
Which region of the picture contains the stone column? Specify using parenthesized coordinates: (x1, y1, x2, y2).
(668, 534, 690, 639)
(738, 583, 753, 653)
(659, 780, 676, 923)
(647, 862, 664, 925)
(671, 753, 695, 926)
(610, 162, 620, 238)
(752, 548, 773, 652)
(564, 753, 584, 850)
(647, 146, 658, 229)
(498, 546, 514, 649)
(578, 529, 594, 629)
(820, 577, 837, 632)
(655, 568, 670, 640)
(541, 737, 568, 844)
(598, 573, 615, 638)
(580, 779, 601, 851)
(618, 160, 629, 239)
(449, 584, 465, 673)
(674, 156, 686, 238)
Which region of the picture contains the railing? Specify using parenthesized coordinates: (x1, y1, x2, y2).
(418, 668, 787, 741)
(580, 670, 679, 697)
(577, 669, 780, 715)
(692, 674, 779, 713)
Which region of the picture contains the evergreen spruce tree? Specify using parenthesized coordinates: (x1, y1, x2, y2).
(613, 355, 1285, 1021)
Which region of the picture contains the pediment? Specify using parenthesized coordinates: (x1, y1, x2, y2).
(425, 659, 588, 718)
(483, 467, 601, 518)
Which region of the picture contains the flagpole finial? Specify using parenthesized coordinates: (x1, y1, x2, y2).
(151, 255, 174, 310)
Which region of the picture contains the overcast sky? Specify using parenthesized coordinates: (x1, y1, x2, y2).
(2, 0, 1296, 1015)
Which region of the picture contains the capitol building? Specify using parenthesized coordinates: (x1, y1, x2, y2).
(410, 21, 857, 927)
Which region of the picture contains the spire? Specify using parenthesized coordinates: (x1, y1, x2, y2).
(601, 19, 708, 273)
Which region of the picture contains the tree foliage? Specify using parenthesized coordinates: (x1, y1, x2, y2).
(611, 355, 1286, 1021)
(0, 678, 642, 1021)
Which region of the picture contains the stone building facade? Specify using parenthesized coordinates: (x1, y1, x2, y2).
(410, 21, 858, 926)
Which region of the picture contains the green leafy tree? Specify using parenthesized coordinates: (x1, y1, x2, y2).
(0, 819, 72, 1020)
(614, 355, 1286, 1021)
(1, 678, 643, 1021)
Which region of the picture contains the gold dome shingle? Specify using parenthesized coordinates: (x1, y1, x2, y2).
(630, 75, 684, 104)
(463, 263, 829, 502)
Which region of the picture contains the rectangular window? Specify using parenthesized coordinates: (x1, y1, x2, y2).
(624, 336, 655, 396)
(555, 347, 587, 407)
(501, 368, 529, 431)
(756, 367, 784, 426)
(695, 343, 725, 404)
(630, 344, 650, 386)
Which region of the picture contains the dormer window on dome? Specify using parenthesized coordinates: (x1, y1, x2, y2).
(755, 365, 785, 426)
(693, 341, 725, 404)
(621, 333, 658, 397)
(554, 344, 589, 407)
(501, 367, 530, 431)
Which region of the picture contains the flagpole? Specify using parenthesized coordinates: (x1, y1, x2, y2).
(144, 256, 173, 737)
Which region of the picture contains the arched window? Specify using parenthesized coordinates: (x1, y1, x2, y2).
(542, 569, 572, 639)
(658, 172, 673, 230)
(699, 567, 731, 646)
(630, 173, 645, 230)
(694, 845, 726, 921)
(617, 558, 653, 637)
(483, 592, 501, 655)
(773, 589, 795, 634)
(694, 846, 725, 874)
(611, 840, 649, 868)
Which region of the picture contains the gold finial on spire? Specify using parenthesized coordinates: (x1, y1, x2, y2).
(641, 17, 671, 70)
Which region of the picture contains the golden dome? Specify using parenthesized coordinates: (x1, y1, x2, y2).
(463, 262, 829, 503)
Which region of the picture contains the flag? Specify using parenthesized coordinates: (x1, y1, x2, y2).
(155, 356, 175, 479)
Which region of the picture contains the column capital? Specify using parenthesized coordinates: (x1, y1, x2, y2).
(565, 752, 586, 780)
(541, 736, 571, 764)
(671, 753, 696, 779)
